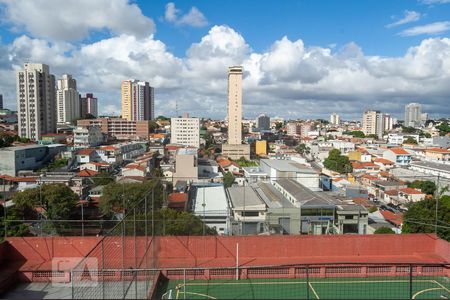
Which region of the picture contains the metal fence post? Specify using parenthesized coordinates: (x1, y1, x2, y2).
(101, 239, 105, 300)
(306, 265, 310, 300)
(183, 268, 186, 300)
(409, 264, 413, 300)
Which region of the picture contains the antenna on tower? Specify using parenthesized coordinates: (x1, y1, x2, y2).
(175, 100, 179, 117)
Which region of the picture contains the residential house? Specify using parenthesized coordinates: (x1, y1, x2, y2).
(383, 147, 412, 166)
(424, 148, 450, 162)
(398, 187, 426, 204)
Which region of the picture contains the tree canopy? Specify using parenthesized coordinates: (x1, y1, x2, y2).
(402, 195, 450, 241)
(343, 130, 365, 138)
(295, 143, 310, 155)
(374, 226, 395, 234)
(12, 184, 78, 221)
(436, 122, 450, 136)
(404, 137, 417, 145)
(223, 172, 235, 188)
(407, 180, 436, 195)
(323, 149, 353, 174)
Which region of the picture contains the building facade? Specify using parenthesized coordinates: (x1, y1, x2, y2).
(121, 79, 154, 121)
(170, 116, 200, 148)
(405, 103, 422, 128)
(16, 63, 56, 140)
(222, 66, 250, 159)
(73, 126, 104, 148)
(362, 110, 384, 138)
(330, 113, 340, 125)
(256, 114, 270, 131)
(57, 74, 80, 124)
(80, 93, 98, 118)
(77, 118, 150, 140)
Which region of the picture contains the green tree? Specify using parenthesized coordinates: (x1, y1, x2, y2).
(374, 227, 395, 234)
(402, 196, 450, 241)
(223, 172, 235, 188)
(295, 143, 310, 155)
(0, 207, 31, 238)
(404, 137, 417, 144)
(275, 122, 283, 130)
(435, 121, 450, 136)
(12, 184, 78, 221)
(402, 126, 417, 134)
(407, 180, 436, 195)
(323, 149, 353, 174)
(148, 121, 160, 133)
(234, 157, 257, 167)
(366, 134, 379, 139)
(155, 208, 216, 235)
(345, 131, 365, 138)
(368, 206, 378, 213)
(99, 181, 163, 216)
(91, 172, 115, 187)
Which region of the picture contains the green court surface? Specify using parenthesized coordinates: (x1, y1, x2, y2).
(160, 277, 450, 299)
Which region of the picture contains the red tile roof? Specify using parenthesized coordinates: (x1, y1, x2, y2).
(124, 164, 146, 172)
(77, 148, 96, 155)
(426, 148, 450, 154)
(385, 190, 399, 196)
(361, 174, 378, 181)
(400, 187, 425, 195)
(218, 159, 232, 168)
(374, 158, 394, 164)
(78, 169, 98, 177)
(168, 193, 188, 203)
(380, 210, 403, 227)
(100, 146, 118, 151)
(389, 147, 410, 155)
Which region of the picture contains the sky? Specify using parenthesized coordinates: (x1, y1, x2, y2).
(1, 0, 450, 120)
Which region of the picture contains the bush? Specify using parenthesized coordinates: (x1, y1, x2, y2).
(368, 206, 378, 213)
(374, 227, 395, 234)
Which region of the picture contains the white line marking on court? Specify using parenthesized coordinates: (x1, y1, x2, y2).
(181, 279, 435, 286)
(309, 282, 320, 299)
(412, 288, 445, 299)
(433, 280, 450, 293)
(179, 291, 217, 299)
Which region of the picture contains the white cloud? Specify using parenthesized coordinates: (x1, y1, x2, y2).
(164, 2, 207, 27)
(399, 21, 450, 36)
(1, 25, 450, 120)
(0, 0, 155, 41)
(386, 10, 421, 28)
(419, 0, 450, 4)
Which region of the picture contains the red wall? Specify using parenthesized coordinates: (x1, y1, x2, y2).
(5, 234, 449, 271)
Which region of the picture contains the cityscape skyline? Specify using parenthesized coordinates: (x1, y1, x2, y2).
(0, 1, 450, 120)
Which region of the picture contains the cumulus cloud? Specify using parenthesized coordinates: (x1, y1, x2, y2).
(0, 0, 155, 41)
(399, 21, 450, 36)
(164, 2, 208, 27)
(386, 10, 421, 28)
(1, 25, 450, 120)
(420, 0, 450, 4)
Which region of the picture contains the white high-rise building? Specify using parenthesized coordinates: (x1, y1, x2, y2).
(330, 113, 340, 125)
(57, 74, 80, 124)
(171, 114, 200, 148)
(405, 103, 422, 128)
(362, 110, 384, 138)
(227, 66, 243, 145)
(16, 63, 56, 140)
(256, 114, 270, 131)
(222, 66, 250, 159)
(383, 114, 394, 131)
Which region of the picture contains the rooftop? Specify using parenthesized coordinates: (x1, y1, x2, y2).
(411, 161, 450, 173)
(260, 159, 316, 174)
(274, 179, 338, 207)
(192, 184, 229, 215)
(388, 147, 410, 155)
(227, 186, 266, 210)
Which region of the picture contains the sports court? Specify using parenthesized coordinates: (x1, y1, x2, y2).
(160, 277, 450, 299)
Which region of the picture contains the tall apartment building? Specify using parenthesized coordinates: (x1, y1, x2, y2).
(0, 94, 3, 110)
(80, 93, 98, 118)
(171, 114, 200, 148)
(330, 113, 340, 125)
(286, 122, 301, 136)
(77, 118, 149, 140)
(222, 66, 250, 159)
(16, 63, 56, 140)
(383, 114, 394, 131)
(362, 110, 384, 138)
(121, 79, 154, 121)
(256, 114, 270, 131)
(404, 103, 422, 128)
(56, 74, 80, 124)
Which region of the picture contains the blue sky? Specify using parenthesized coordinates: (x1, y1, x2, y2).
(0, 0, 450, 119)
